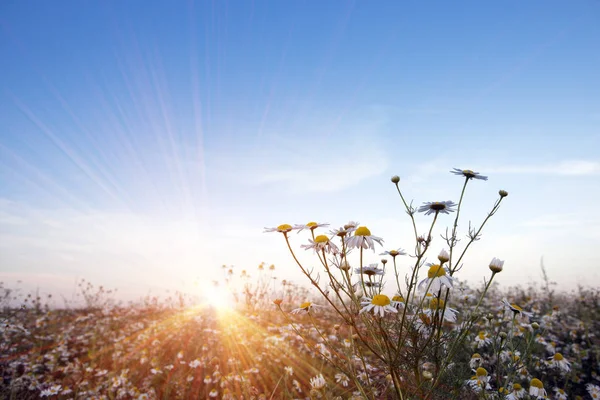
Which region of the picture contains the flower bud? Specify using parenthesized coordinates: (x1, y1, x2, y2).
(391, 175, 400, 184)
(489, 257, 504, 273)
(499, 190, 508, 198)
(273, 299, 283, 306)
(499, 332, 508, 339)
(531, 322, 540, 330)
(422, 371, 433, 380)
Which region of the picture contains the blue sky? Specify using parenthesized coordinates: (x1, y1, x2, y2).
(1, 1, 599, 302)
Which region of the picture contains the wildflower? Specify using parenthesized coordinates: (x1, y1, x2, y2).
(284, 366, 293, 376)
(418, 264, 454, 292)
(437, 249, 450, 264)
(380, 248, 406, 258)
(354, 263, 384, 276)
(474, 331, 492, 348)
(425, 297, 458, 323)
(450, 168, 488, 180)
(489, 257, 504, 273)
(502, 298, 533, 317)
(40, 385, 62, 397)
(587, 384, 600, 399)
(209, 389, 219, 397)
(291, 301, 322, 314)
(465, 367, 491, 391)
(273, 298, 283, 306)
(335, 373, 349, 387)
(417, 201, 457, 216)
(391, 294, 405, 309)
(529, 378, 547, 398)
(553, 387, 567, 400)
(294, 221, 330, 232)
(506, 383, 526, 400)
(264, 224, 293, 234)
(547, 353, 571, 373)
(310, 374, 326, 389)
(469, 353, 482, 369)
(301, 235, 339, 254)
(360, 294, 398, 317)
(345, 226, 384, 250)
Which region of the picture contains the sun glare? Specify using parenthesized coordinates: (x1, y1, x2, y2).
(202, 285, 233, 312)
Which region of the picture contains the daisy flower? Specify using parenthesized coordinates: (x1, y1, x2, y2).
(300, 235, 339, 254)
(310, 374, 326, 389)
(489, 257, 504, 273)
(465, 367, 491, 392)
(417, 201, 457, 216)
(345, 226, 384, 251)
(264, 224, 294, 234)
(438, 249, 450, 264)
(506, 383, 526, 400)
(418, 264, 454, 292)
(294, 221, 330, 232)
(335, 373, 349, 387)
(587, 384, 600, 399)
(354, 263, 384, 277)
(391, 294, 405, 309)
(474, 331, 492, 348)
(380, 248, 406, 257)
(291, 301, 322, 314)
(469, 353, 482, 369)
(553, 387, 567, 400)
(450, 168, 488, 181)
(360, 294, 398, 317)
(529, 378, 547, 398)
(425, 297, 458, 323)
(547, 353, 571, 373)
(502, 298, 533, 318)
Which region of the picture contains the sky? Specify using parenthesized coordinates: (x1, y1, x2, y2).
(1, 1, 599, 304)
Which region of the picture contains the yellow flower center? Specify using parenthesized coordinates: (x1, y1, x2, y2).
(277, 224, 292, 231)
(429, 298, 445, 309)
(553, 353, 564, 361)
(392, 295, 404, 302)
(462, 169, 476, 177)
(478, 331, 487, 339)
(513, 383, 522, 391)
(511, 303, 523, 312)
(530, 378, 544, 389)
(299, 302, 312, 310)
(471, 353, 481, 359)
(389, 250, 399, 256)
(476, 367, 487, 377)
(371, 294, 391, 306)
(430, 202, 447, 211)
(314, 235, 329, 243)
(427, 264, 446, 278)
(354, 226, 371, 236)
(306, 222, 318, 228)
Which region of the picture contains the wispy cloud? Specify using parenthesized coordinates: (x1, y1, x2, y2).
(487, 160, 600, 176)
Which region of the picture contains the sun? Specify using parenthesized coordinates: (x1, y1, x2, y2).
(201, 285, 234, 312)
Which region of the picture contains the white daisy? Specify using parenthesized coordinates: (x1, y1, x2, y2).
(553, 387, 567, 400)
(354, 263, 384, 277)
(506, 383, 526, 400)
(300, 235, 339, 254)
(418, 264, 454, 292)
(425, 296, 458, 323)
(502, 298, 533, 318)
(529, 378, 547, 398)
(391, 294, 406, 309)
(335, 373, 349, 387)
(291, 301, 322, 314)
(264, 224, 294, 234)
(450, 168, 488, 181)
(547, 353, 571, 373)
(293, 221, 330, 232)
(417, 201, 457, 216)
(380, 248, 406, 257)
(469, 353, 482, 369)
(310, 373, 326, 389)
(345, 226, 384, 251)
(489, 257, 504, 273)
(360, 294, 398, 317)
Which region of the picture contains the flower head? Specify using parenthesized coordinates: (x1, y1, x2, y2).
(418, 201, 457, 216)
(345, 226, 384, 251)
(360, 294, 398, 317)
(301, 235, 339, 254)
(418, 264, 454, 292)
(291, 302, 322, 314)
(380, 248, 407, 258)
(529, 378, 547, 398)
(294, 221, 330, 232)
(264, 224, 293, 234)
(502, 298, 533, 318)
(354, 263, 384, 276)
(450, 168, 488, 181)
(547, 352, 571, 373)
(489, 257, 504, 273)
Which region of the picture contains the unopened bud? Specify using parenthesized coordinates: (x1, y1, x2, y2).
(499, 332, 508, 339)
(499, 190, 508, 198)
(391, 175, 400, 184)
(531, 322, 540, 330)
(422, 371, 433, 380)
(381, 259, 388, 265)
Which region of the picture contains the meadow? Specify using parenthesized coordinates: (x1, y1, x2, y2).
(2, 170, 599, 400)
